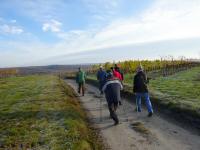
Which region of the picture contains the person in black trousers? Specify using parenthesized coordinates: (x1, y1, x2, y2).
(102, 72, 123, 125)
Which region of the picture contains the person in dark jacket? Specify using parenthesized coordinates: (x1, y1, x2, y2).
(76, 67, 86, 96)
(133, 65, 153, 117)
(102, 72, 123, 125)
(97, 66, 107, 94)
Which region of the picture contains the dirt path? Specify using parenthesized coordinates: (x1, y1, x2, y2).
(66, 79, 200, 150)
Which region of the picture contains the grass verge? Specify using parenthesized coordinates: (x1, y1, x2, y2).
(0, 75, 104, 150)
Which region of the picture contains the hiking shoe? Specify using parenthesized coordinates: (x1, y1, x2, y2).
(114, 120, 119, 125)
(148, 112, 153, 117)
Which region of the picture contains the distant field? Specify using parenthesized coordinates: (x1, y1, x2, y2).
(0, 75, 102, 150)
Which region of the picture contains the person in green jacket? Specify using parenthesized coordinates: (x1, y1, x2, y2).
(76, 67, 86, 96)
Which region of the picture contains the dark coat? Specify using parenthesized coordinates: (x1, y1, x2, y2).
(133, 71, 148, 93)
(97, 70, 107, 91)
(102, 78, 123, 106)
(97, 70, 107, 82)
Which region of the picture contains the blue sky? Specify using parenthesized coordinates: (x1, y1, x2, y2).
(0, 0, 200, 67)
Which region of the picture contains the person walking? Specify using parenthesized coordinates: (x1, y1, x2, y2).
(114, 64, 124, 105)
(133, 65, 153, 117)
(102, 72, 123, 125)
(97, 66, 107, 94)
(114, 64, 124, 81)
(76, 67, 86, 96)
(111, 67, 122, 81)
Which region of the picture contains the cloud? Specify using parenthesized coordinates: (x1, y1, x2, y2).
(0, 18, 23, 34)
(39, 37, 200, 65)
(1, 0, 200, 67)
(36, 0, 200, 60)
(88, 0, 200, 50)
(42, 19, 62, 32)
(0, 40, 55, 67)
(88, 0, 200, 48)
(41, 0, 200, 56)
(0, 24, 23, 34)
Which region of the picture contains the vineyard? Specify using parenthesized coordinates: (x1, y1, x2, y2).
(88, 58, 200, 79)
(0, 69, 19, 78)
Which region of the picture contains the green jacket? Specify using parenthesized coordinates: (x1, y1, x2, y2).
(76, 70, 86, 83)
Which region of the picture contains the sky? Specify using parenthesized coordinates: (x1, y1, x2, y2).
(0, 0, 200, 67)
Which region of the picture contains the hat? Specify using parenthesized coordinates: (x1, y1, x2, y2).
(100, 65, 103, 69)
(115, 64, 120, 68)
(136, 65, 143, 72)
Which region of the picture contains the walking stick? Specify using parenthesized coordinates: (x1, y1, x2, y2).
(136, 96, 138, 112)
(121, 99, 129, 122)
(135, 94, 139, 118)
